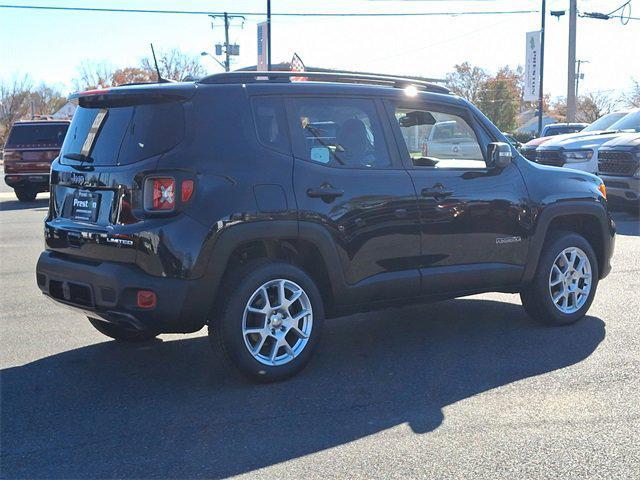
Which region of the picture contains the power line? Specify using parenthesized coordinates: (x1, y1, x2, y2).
(0, 4, 539, 17)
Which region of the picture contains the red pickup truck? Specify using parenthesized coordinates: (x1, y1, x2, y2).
(3, 120, 70, 201)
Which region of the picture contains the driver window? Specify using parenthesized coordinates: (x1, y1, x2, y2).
(394, 106, 485, 169)
(291, 97, 392, 169)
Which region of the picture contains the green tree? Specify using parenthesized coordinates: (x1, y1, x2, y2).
(477, 66, 521, 132)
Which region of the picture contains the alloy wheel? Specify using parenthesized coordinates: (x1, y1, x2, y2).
(548, 247, 592, 314)
(242, 279, 313, 366)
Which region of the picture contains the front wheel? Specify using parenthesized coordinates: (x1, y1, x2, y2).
(521, 232, 599, 326)
(209, 260, 324, 382)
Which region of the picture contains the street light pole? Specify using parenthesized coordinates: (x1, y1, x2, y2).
(267, 0, 272, 71)
(537, 0, 546, 137)
(566, 0, 578, 122)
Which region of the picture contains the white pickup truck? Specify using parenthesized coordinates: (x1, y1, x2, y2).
(423, 120, 483, 161)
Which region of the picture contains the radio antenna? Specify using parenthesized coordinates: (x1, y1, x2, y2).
(150, 43, 165, 83)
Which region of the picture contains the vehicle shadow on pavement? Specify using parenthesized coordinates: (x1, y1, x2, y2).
(0, 298, 605, 479)
(0, 198, 49, 212)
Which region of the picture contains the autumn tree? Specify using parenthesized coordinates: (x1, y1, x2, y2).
(477, 66, 521, 132)
(112, 67, 155, 86)
(445, 62, 488, 104)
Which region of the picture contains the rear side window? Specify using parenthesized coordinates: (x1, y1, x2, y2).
(60, 102, 184, 166)
(251, 97, 290, 154)
(5, 123, 69, 148)
(289, 97, 391, 169)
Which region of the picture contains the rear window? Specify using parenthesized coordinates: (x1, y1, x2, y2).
(5, 123, 69, 148)
(60, 101, 184, 166)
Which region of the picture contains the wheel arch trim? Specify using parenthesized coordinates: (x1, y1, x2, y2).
(522, 200, 614, 283)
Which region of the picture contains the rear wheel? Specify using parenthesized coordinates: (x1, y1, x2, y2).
(88, 317, 158, 342)
(521, 232, 598, 326)
(209, 260, 324, 382)
(15, 188, 37, 202)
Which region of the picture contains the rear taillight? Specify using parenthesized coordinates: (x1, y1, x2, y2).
(144, 176, 195, 212)
(152, 178, 175, 210)
(181, 180, 195, 202)
(2, 151, 21, 162)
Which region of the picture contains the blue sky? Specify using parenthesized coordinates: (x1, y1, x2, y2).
(1, 0, 638, 101)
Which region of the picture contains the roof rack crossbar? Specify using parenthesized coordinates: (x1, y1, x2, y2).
(198, 71, 450, 94)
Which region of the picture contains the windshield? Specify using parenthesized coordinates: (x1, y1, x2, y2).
(544, 125, 584, 136)
(606, 110, 640, 132)
(582, 112, 627, 132)
(5, 123, 69, 148)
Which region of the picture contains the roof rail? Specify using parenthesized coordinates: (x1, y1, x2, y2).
(198, 71, 450, 94)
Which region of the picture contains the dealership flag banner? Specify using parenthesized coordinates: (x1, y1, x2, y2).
(290, 53, 307, 82)
(524, 31, 541, 102)
(257, 21, 269, 71)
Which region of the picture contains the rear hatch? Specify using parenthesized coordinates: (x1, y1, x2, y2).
(3, 122, 69, 173)
(46, 83, 196, 263)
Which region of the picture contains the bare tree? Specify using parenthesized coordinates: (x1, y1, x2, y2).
(622, 78, 640, 108)
(552, 92, 615, 123)
(140, 48, 206, 81)
(73, 61, 115, 90)
(0, 75, 33, 144)
(445, 62, 488, 104)
(577, 92, 615, 123)
(29, 84, 67, 117)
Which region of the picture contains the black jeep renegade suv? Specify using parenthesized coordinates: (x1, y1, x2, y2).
(36, 72, 615, 382)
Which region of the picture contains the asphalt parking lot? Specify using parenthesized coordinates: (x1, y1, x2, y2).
(1, 185, 639, 479)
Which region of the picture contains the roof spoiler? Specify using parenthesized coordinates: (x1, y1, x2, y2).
(69, 83, 196, 107)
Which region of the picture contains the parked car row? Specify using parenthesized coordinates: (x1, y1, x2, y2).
(519, 109, 640, 212)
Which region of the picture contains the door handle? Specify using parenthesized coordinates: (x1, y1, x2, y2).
(307, 186, 344, 200)
(421, 186, 453, 199)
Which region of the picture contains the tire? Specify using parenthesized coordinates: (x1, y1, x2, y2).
(209, 260, 325, 382)
(520, 232, 599, 326)
(15, 188, 37, 202)
(88, 317, 158, 342)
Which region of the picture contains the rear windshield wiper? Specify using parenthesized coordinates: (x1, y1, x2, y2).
(63, 152, 94, 163)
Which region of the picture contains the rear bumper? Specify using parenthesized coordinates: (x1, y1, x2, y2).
(4, 173, 49, 190)
(36, 251, 212, 333)
(601, 175, 640, 208)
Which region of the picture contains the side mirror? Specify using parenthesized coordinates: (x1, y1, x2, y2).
(487, 142, 513, 168)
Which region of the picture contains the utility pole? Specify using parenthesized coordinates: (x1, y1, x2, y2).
(267, 0, 272, 71)
(566, 0, 578, 122)
(223, 12, 230, 71)
(537, 0, 546, 137)
(208, 12, 244, 72)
